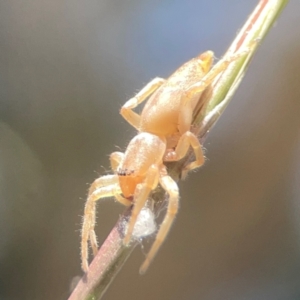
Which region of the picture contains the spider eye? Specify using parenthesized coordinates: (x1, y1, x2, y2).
(117, 168, 134, 176)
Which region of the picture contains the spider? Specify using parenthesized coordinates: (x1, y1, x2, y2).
(81, 49, 248, 274)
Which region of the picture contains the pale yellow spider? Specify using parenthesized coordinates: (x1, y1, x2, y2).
(81, 49, 247, 274)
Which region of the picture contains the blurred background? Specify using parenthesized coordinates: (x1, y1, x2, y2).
(0, 1, 300, 299)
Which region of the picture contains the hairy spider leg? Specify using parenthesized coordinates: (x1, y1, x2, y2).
(81, 152, 130, 273)
(87, 152, 124, 198)
(81, 175, 122, 272)
(164, 131, 205, 179)
(120, 77, 165, 129)
(110, 151, 124, 172)
(139, 171, 179, 274)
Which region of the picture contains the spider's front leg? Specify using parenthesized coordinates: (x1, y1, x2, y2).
(110, 151, 124, 172)
(120, 77, 165, 129)
(81, 174, 125, 272)
(139, 170, 179, 274)
(81, 150, 134, 272)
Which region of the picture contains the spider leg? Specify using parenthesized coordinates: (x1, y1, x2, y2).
(88, 174, 119, 196)
(110, 151, 124, 172)
(113, 193, 132, 206)
(123, 164, 159, 245)
(164, 131, 205, 179)
(81, 174, 122, 272)
(139, 172, 179, 274)
(88, 187, 132, 258)
(120, 77, 165, 129)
